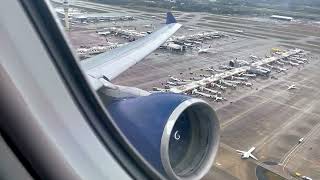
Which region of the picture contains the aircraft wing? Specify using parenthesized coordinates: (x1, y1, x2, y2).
(250, 154, 258, 160)
(248, 147, 256, 153)
(236, 150, 245, 154)
(81, 12, 181, 90)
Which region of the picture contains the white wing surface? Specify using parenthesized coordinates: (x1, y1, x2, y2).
(81, 12, 181, 90)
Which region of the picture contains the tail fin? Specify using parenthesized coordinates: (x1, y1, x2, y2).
(166, 12, 177, 24)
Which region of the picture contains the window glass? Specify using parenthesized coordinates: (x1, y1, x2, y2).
(49, 0, 320, 180)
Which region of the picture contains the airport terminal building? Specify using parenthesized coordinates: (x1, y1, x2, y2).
(72, 13, 134, 22)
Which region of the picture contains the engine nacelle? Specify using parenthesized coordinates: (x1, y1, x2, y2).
(107, 93, 220, 180)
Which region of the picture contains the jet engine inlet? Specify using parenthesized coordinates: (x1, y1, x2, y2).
(107, 93, 220, 180)
(161, 99, 219, 180)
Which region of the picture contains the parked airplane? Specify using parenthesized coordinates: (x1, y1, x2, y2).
(213, 95, 226, 102)
(198, 47, 210, 54)
(219, 65, 234, 70)
(199, 86, 222, 95)
(219, 80, 237, 88)
(279, 59, 290, 65)
(240, 73, 257, 78)
(264, 64, 274, 69)
(235, 29, 244, 34)
(241, 82, 253, 87)
(299, 58, 309, 63)
(213, 69, 225, 73)
(206, 67, 225, 73)
(205, 67, 215, 73)
(290, 59, 305, 64)
(287, 84, 297, 90)
(230, 76, 248, 81)
(152, 87, 170, 92)
(274, 60, 285, 66)
(168, 80, 189, 86)
(192, 89, 225, 102)
(197, 73, 210, 77)
(166, 81, 178, 86)
(169, 78, 192, 84)
(273, 66, 287, 73)
(289, 61, 299, 67)
(169, 76, 182, 82)
(249, 55, 259, 60)
(191, 89, 213, 98)
(236, 147, 258, 160)
(224, 80, 242, 85)
(211, 83, 227, 91)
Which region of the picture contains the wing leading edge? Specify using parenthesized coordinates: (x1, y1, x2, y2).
(81, 12, 181, 90)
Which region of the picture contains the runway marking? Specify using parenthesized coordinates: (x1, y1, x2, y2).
(220, 99, 269, 129)
(219, 75, 320, 175)
(254, 106, 312, 152)
(223, 91, 318, 156)
(279, 121, 320, 176)
(252, 91, 320, 175)
(220, 82, 296, 129)
(216, 59, 316, 114)
(278, 97, 320, 163)
(292, 154, 320, 168)
(218, 67, 320, 176)
(253, 94, 320, 120)
(281, 79, 317, 90)
(282, 121, 320, 170)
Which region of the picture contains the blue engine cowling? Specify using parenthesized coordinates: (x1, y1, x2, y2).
(107, 93, 220, 180)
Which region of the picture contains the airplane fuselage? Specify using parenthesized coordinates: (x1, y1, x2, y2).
(241, 153, 250, 159)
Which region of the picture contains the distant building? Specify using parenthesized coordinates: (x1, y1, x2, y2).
(55, 7, 82, 17)
(72, 13, 134, 22)
(164, 43, 186, 51)
(164, 0, 177, 3)
(270, 15, 293, 21)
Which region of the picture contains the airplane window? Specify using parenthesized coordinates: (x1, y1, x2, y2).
(48, 0, 320, 180)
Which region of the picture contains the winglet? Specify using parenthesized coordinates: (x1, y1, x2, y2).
(166, 12, 177, 24)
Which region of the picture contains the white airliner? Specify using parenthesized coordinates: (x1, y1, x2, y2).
(289, 61, 299, 67)
(169, 76, 181, 82)
(275, 60, 285, 66)
(236, 147, 258, 160)
(212, 83, 227, 91)
(213, 95, 226, 102)
(198, 47, 210, 54)
(192, 89, 224, 101)
(199, 86, 222, 95)
(287, 84, 297, 90)
(273, 66, 287, 73)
